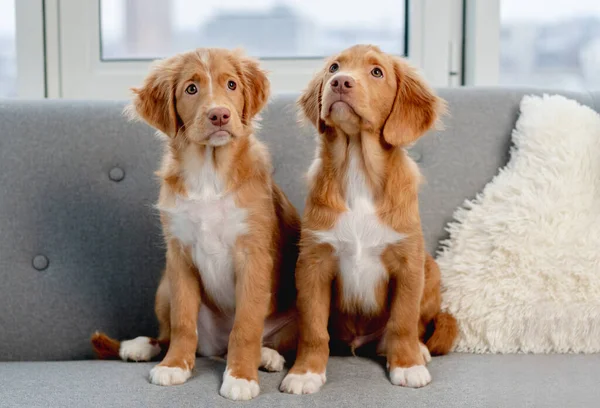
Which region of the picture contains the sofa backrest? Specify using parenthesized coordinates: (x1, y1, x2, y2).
(1, 89, 598, 361)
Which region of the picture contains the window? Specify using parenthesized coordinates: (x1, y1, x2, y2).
(0, 0, 16, 98)
(7, 1, 600, 99)
(6, 1, 457, 98)
(55, 0, 455, 98)
(100, 0, 406, 60)
(500, 0, 600, 90)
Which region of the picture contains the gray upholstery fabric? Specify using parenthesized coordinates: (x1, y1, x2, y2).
(1, 90, 600, 406)
(0, 101, 165, 361)
(2, 354, 599, 408)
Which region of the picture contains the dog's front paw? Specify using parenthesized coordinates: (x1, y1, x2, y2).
(260, 347, 285, 372)
(389, 365, 431, 388)
(419, 342, 432, 364)
(280, 371, 326, 395)
(220, 368, 260, 400)
(149, 365, 191, 386)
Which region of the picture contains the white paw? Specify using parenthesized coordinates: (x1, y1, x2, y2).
(419, 342, 431, 364)
(389, 365, 431, 388)
(280, 371, 326, 395)
(149, 365, 191, 386)
(119, 336, 161, 362)
(220, 368, 260, 401)
(260, 347, 285, 372)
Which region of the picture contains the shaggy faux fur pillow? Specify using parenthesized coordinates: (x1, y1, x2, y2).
(437, 94, 600, 353)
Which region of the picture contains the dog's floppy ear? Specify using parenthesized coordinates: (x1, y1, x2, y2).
(240, 55, 270, 124)
(382, 57, 443, 146)
(298, 70, 326, 134)
(125, 57, 181, 137)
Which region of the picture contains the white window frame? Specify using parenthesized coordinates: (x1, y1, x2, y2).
(462, 0, 500, 86)
(15, 0, 46, 98)
(44, 0, 463, 99)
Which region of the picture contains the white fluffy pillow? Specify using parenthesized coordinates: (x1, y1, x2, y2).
(437, 94, 600, 353)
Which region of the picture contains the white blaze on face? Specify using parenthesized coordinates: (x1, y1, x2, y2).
(199, 50, 212, 98)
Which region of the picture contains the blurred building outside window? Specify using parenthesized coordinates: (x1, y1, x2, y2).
(99, 0, 406, 60)
(500, 0, 600, 90)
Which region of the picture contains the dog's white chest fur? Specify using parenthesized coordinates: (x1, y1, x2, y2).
(314, 150, 405, 312)
(161, 148, 248, 312)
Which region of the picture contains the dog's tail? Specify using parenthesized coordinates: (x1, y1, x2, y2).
(91, 331, 164, 361)
(425, 312, 458, 356)
(91, 331, 121, 359)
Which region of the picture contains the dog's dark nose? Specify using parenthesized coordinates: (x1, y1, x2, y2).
(330, 75, 355, 94)
(207, 107, 230, 126)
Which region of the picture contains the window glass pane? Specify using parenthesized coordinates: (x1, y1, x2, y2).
(100, 0, 406, 60)
(501, 0, 600, 90)
(0, 0, 16, 97)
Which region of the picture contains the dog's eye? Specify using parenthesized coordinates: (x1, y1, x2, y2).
(185, 84, 198, 95)
(329, 63, 339, 73)
(227, 80, 237, 91)
(371, 67, 383, 78)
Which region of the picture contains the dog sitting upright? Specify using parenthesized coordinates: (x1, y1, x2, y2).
(280, 45, 457, 394)
(92, 48, 300, 401)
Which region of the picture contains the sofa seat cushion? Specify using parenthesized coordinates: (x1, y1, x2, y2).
(1, 354, 598, 407)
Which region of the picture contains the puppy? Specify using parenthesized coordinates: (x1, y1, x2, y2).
(91, 48, 300, 401)
(280, 45, 457, 394)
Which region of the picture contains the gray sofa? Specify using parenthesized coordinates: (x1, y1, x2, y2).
(1, 88, 599, 408)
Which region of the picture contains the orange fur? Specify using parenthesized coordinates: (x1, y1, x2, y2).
(92, 48, 300, 396)
(285, 45, 456, 389)
(91, 332, 121, 359)
(425, 312, 458, 356)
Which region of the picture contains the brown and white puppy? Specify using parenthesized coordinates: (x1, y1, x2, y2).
(91, 48, 300, 401)
(279, 45, 457, 394)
